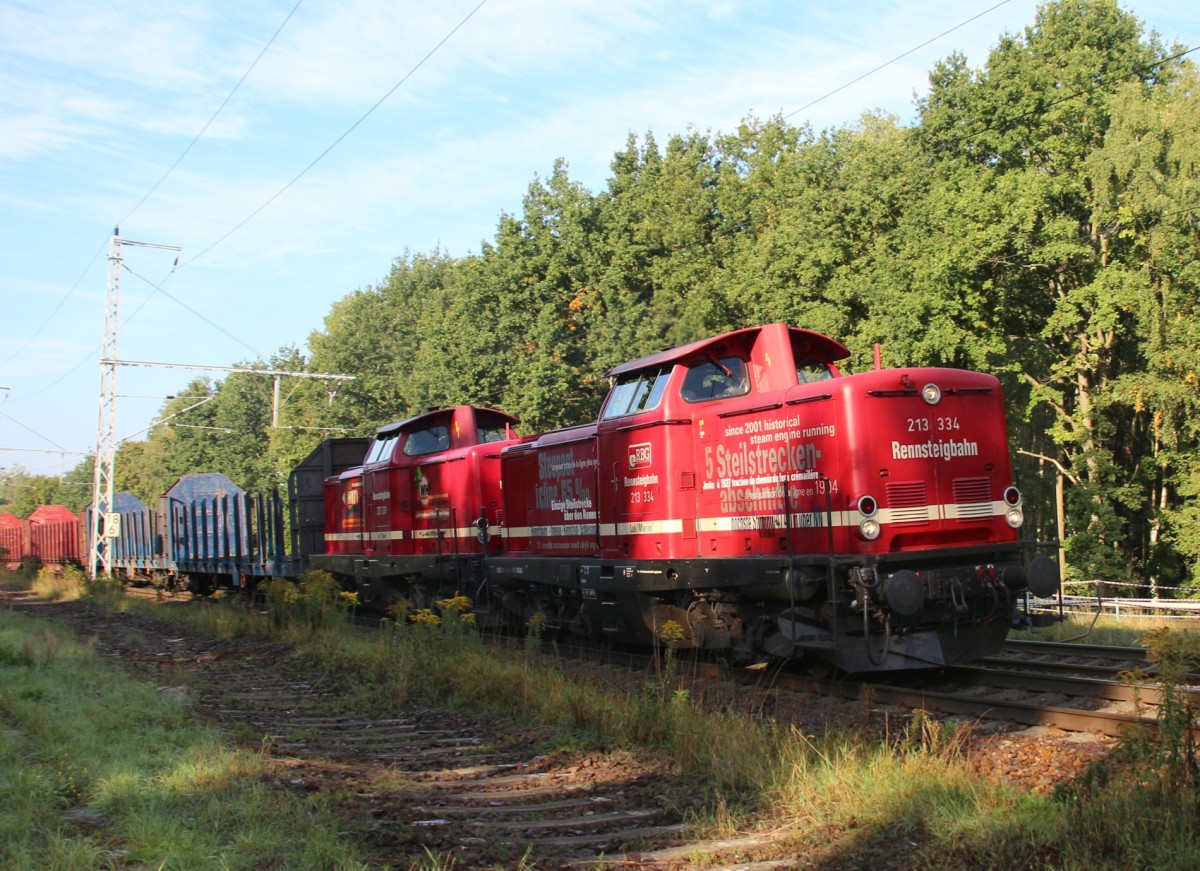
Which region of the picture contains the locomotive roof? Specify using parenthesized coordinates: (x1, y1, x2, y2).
(605, 324, 850, 378)
(374, 405, 519, 439)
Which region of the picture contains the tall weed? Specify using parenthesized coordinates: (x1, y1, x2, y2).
(263, 570, 358, 633)
(57, 574, 1200, 868)
(1050, 629, 1200, 868)
(30, 566, 87, 602)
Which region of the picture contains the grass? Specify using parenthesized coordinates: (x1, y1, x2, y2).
(0, 564, 127, 604)
(0, 563, 36, 591)
(0, 601, 368, 870)
(1013, 611, 1191, 647)
(4, 569, 1200, 868)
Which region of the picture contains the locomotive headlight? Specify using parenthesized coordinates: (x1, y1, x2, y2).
(856, 495, 878, 518)
(1005, 506, 1024, 528)
(921, 383, 942, 405)
(1003, 486, 1021, 506)
(860, 518, 881, 540)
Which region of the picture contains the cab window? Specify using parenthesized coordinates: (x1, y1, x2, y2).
(796, 359, 833, 384)
(365, 435, 399, 465)
(681, 357, 749, 402)
(601, 366, 671, 420)
(402, 425, 450, 456)
(478, 422, 511, 443)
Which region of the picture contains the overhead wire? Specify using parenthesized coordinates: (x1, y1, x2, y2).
(0, 0, 985, 396)
(5, 260, 230, 405)
(764, 3, 1197, 240)
(0, 410, 72, 453)
(116, 0, 493, 376)
(7, 2, 1191, 466)
(122, 264, 265, 360)
(2, 2, 305, 401)
(1099, 118, 1200, 163)
(178, 0, 491, 270)
(783, 0, 1016, 122)
(116, 0, 305, 230)
(916, 45, 1200, 228)
(0, 240, 106, 370)
(944, 45, 1200, 150)
(5, 2, 492, 463)
(109, 0, 495, 400)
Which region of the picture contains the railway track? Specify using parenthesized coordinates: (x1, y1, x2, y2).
(847, 672, 1170, 739)
(57, 586, 1200, 745)
(799, 639, 1198, 740)
(986, 638, 1153, 678)
(558, 635, 1198, 751)
(3, 591, 801, 869)
(558, 637, 1196, 741)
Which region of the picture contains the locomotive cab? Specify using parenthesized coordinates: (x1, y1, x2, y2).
(311, 405, 524, 617)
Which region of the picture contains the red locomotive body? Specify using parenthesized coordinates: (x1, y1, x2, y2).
(501, 423, 600, 558)
(323, 468, 365, 559)
(313, 405, 522, 612)
(17, 322, 1052, 673)
(307, 325, 1056, 671)
(491, 323, 1057, 670)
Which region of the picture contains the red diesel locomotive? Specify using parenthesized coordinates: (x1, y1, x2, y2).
(317, 404, 519, 604)
(314, 323, 1059, 671)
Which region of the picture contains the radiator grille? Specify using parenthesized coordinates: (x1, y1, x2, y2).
(953, 477, 993, 520)
(885, 481, 929, 524)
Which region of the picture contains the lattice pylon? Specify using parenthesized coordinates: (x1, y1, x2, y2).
(89, 231, 122, 577)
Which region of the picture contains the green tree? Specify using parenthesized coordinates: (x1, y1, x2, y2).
(1089, 70, 1200, 589)
(0, 466, 70, 516)
(915, 0, 1180, 583)
(479, 161, 605, 429)
(130, 378, 220, 499)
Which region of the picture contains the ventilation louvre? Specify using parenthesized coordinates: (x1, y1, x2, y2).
(953, 477, 993, 521)
(885, 481, 929, 524)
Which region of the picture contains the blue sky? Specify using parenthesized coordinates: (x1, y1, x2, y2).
(1, 0, 1196, 482)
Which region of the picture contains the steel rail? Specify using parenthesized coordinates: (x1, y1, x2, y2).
(1003, 638, 1150, 661)
(949, 665, 1200, 709)
(979, 655, 1148, 680)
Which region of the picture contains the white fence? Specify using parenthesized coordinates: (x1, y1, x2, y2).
(1031, 579, 1200, 621)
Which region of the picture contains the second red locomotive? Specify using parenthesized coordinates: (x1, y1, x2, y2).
(313, 323, 1058, 671)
